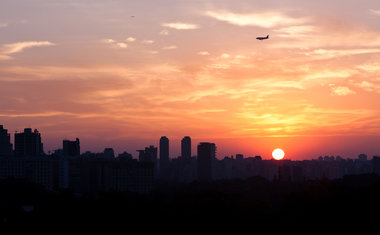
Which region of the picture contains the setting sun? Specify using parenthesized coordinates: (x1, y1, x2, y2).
(272, 148, 285, 160)
(1, 0, 380, 159)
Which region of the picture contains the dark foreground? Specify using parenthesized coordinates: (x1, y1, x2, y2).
(1, 175, 380, 231)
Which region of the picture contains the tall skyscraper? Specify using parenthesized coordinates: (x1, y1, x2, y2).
(197, 142, 216, 181)
(159, 136, 169, 174)
(14, 128, 43, 157)
(181, 136, 191, 160)
(0, 125, 12, 157)
(63, 138, 80, 156)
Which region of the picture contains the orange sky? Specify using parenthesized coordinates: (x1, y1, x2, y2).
(1, 0, 380, 159)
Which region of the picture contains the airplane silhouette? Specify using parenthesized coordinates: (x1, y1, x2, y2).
(256, 35, 269, 40)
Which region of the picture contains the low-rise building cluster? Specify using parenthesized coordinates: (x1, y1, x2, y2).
(1, 125, 379, 194)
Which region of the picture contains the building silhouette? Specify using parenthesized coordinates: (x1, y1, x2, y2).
(0, 157, 54, 190)
(5, 124, 380, 195)
(104, 148, 115, 158)
(0, 125, 12, 157)
(117, 151, 133, 160)
(63, 138, 80, 156)
(159, 136, 169, 178)
(138, 145, 158, 175)
(197, 142, 215, 181)
(14, 128, 43, 157)
(65, 154, 154, 194)
(138, 145, 157, 163)
(181, 136, 191, 160)
(373, 156, 380, 175)
(0, 126, 52, 189)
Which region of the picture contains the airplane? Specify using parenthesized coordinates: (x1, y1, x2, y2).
(256, 35, 269, 40)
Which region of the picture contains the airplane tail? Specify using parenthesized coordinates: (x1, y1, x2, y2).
(267, 35, 269, 38)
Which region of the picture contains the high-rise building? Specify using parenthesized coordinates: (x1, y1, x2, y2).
(138, 145, 158, 175)
(138, 145, 157, 163)
(372, 156, 380, 175)
(159, 136, 169, 174)
(181, 136, 191, 160)
(236, 154, 244, 161)
(0, 125, 12, 157)
(104, 148, 115, 158)
(358, 154, 367, 161)
(14, 128, 43, 157)
(63, 138, 80, 156)
(197, 142, 216, 181)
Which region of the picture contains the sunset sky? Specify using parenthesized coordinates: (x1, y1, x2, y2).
(1, 0, 380, 160)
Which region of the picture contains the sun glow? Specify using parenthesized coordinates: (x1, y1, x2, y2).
(272, 148, 285, 160)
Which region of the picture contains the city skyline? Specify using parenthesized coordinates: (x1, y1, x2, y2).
(0, 124, 378, 161)
(2, 123, 380, 192)
(1, 0, 380, 159)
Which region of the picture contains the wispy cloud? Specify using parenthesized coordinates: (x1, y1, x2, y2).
(0, 41, 55, 60)
(2, 41, 54, 54)
(162, 45, 177, 50)
(0, 111, 78, 118)
(353, 81, 376, 92)
(304, 69, 356, 80)
(274, 25, 318, 37)
(0, 23, 8, 28)
(102, 39, 115, 44)
(198, 51, 210, 56)
(307, 48, 380, 59)
(125, 37, 136, 42)
(370, 9, 380, 16)
(101, 38, 127, 49)
(205, 10, 309, 28)
(116, 42, 127, 48)
(331, 86, 356, 96)
(162, 22, 199, 30)
(141, 40, 154, 44)
(356, 63, 380, 72)
(220, 53, 231, 59)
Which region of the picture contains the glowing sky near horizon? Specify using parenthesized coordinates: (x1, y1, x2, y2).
(1, 0, 380, 159)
